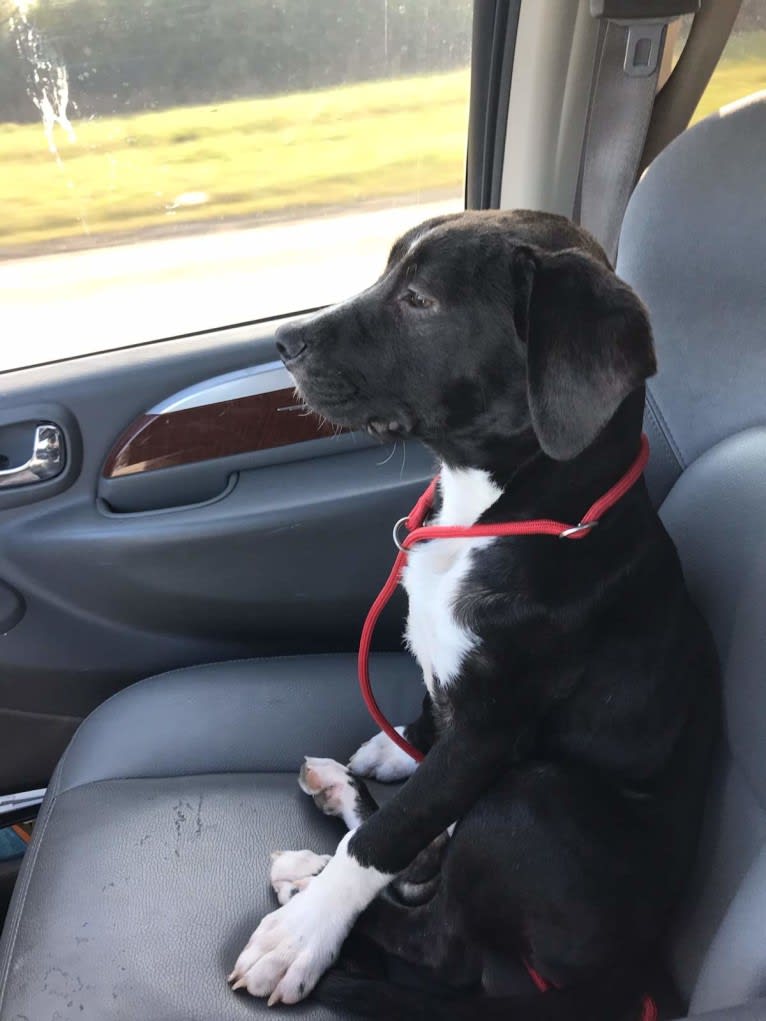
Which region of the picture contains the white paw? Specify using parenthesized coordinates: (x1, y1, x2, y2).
(349, 728, 419, 782)
(229, 894, 343, 1003)
(230, 833, 390, 1004)
(269, 849, 330, 906)
(299, 757, 361, 828)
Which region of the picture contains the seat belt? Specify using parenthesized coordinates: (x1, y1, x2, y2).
(576, 1, 700, 262)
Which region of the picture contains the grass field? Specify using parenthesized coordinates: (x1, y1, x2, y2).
(1, 31, 764, 255)
(690, 30, 766, 123)
(0, 69, 469, 251)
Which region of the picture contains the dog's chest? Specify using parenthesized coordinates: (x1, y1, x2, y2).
(402, 467, 501, 694)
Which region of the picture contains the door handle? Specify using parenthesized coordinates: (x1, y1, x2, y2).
(0, 424, 66, 489)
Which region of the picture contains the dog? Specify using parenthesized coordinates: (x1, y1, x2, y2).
(228, 210, 720, 1019)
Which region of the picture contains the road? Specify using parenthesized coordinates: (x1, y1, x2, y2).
(0, 199, 458, 373)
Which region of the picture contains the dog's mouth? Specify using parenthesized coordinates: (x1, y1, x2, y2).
(289, 370, 416, 440)
(307, 402, 416, 441)
(365, 416, 415, 440)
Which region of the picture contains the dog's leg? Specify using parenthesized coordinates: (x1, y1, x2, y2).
(229, 722, 512, 1004)
(294, 759, 470, 980)
(348, 694, 436, 782)
(299, 756, 448, 905)
(351, 888, 482, 986)
(263, 761, 377, 907)
(263, 758, 377, 905)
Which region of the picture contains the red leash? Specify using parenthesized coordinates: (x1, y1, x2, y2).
(524, 962, 658, 1020)
(357, 433, 656, 1017)
(357, 433, 650, 762)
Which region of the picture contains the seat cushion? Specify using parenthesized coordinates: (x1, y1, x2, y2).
(660, 429, 766, 1013)
(0, 654, 423, 1020)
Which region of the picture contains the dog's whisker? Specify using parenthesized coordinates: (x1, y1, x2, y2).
(377, 441, 398, 467)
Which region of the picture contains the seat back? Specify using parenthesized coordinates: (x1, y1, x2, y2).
(617, 93, 766, 1014)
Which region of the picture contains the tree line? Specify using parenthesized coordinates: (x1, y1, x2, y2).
(0, 0, 473, 124)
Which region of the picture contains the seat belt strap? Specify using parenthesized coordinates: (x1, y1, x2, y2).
(575, 17, 668, 261)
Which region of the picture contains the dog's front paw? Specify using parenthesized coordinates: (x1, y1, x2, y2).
(299, 756, 369, 829)
(229, 886, 346, 1004)
(270, 849, 330, 905)
(349, 728, 419, 782)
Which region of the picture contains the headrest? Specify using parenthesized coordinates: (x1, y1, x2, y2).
(617, 92, 766, 504)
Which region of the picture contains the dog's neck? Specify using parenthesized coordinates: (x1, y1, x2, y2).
(436, 463, 504, 527)
(429, 392, 647, 525)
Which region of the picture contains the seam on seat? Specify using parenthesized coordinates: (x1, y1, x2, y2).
(61, 766, 308, 795)
(0, 783, 57, 1014)
(55, 651, 410, 795)
(55, 771, 299, 796)
(646, 388, 685, 469)
(142, 649, 404, 685)
(0, 705, 82, 724)
(58, 653, 373, 759)
(705, 754, 766, 918)
(645, 411, 682, 478)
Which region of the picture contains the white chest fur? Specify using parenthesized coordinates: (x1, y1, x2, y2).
(402, 466, 502, 693)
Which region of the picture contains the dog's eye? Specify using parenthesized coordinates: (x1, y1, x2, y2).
(403, 288, 433, 310)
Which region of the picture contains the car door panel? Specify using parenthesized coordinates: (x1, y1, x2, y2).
(0, 320, 433, 792)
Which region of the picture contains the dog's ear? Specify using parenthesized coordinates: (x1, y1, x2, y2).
(512, 246, 656, 460)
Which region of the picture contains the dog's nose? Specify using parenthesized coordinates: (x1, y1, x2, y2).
(275, 322, 308, 364)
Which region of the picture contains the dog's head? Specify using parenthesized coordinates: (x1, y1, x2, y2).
(276, 210, 656, 466)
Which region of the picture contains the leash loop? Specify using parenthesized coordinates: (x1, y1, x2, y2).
(392, 516, 410, 553)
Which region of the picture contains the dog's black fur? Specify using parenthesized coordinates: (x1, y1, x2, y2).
(276, 210, 720, 1019)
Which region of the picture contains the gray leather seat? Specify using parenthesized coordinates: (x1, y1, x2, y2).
(1, 93, 765, 1021)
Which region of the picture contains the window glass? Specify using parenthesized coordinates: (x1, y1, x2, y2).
(0, 1, 473, 370)
(691, 0, 766, 124)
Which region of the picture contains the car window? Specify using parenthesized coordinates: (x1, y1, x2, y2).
(0, 0, 473, 371)
(692, 0, 766, 123)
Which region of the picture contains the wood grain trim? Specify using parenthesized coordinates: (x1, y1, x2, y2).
(103, 387, 340, 478)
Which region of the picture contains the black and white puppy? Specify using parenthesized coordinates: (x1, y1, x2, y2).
(229, 211, 719, 1019)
